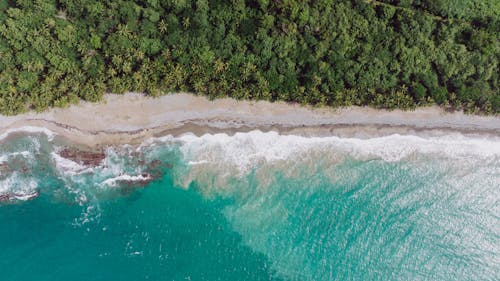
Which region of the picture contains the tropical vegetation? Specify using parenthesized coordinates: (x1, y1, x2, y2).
(0, 0, 498, 115)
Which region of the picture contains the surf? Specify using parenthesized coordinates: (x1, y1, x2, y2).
(0, 128, 499, 280)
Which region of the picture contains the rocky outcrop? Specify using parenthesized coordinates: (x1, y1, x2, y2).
(59, 148, 106, 166)
(0, 193, 10, 201)
(0, 191, 39, 203)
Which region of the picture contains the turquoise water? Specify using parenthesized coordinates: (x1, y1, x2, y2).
(0, 129, 499, 280)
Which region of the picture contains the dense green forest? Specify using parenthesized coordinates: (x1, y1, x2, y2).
(0, 0, 498, 115)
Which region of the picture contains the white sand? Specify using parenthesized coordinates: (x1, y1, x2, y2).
(0, 93, 498, 147)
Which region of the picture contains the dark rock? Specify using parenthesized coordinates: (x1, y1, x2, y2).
(145, 160, 173, 178)
(0, 193, 10, 202)
(0, 191, 39, 203)
(59, 148, 106, 166)
(148, 159, 162, 169)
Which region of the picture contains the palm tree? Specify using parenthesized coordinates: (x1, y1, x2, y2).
(158, 20, 168, 34)
(117, 24, 131, 38)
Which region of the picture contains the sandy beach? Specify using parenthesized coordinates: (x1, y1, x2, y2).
(0, 93, 499, 148)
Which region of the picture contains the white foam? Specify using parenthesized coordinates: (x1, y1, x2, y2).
(51, 152, 93, 175)
(0, 151, 35, 165)
(101, 174, 152, 187)
(170, 130, 500, 174)
(0, 126, 56, 142)
(187, 160, 210, 165)
(138, 134, 175, 149)
(16, 151, 32, 158)
(0, 172, 38, 201)
(340, 133, 500, 162)
(13, 190, 39, 201)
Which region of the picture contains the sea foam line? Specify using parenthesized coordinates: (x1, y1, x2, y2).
(100, 174, 152, 187)
(156, 131, 500, 171)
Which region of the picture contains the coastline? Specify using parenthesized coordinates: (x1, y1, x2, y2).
(0, 93, 499, 148)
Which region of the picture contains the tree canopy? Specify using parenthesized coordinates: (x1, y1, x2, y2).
(0, 0, 498, 115)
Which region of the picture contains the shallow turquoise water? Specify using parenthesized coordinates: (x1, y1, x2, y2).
(0, 130, 499, 280)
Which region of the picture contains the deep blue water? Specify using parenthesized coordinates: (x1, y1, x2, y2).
(0, 130, 499, 280)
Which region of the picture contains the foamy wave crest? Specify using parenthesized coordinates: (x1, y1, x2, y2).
(177, 131, 314, 173)
(162, 130, 500, 192)
(0, 134, 44, 202)
(100, 174, 152, 187)
(0, 151, 33, 164)
(342, 133, 500, 162)
(0, 126, 56, 142)
(51, 152, 92, 175)
(175, 131, 500, 167)
(0, 172, 38, 202)
(162, 131, 500, 280)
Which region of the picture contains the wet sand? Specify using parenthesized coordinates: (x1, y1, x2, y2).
(0, 93, 499, 148)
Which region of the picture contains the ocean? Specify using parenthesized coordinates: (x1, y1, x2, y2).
(0, 128, 499, 280)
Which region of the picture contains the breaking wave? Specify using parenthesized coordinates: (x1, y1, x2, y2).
(1, 127, 499, 280)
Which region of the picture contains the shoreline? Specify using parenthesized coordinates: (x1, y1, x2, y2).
(0, 93, 499, 148)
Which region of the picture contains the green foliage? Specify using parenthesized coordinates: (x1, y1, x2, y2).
(411, 83, 427, 102)
(0, 0, 498, 115)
